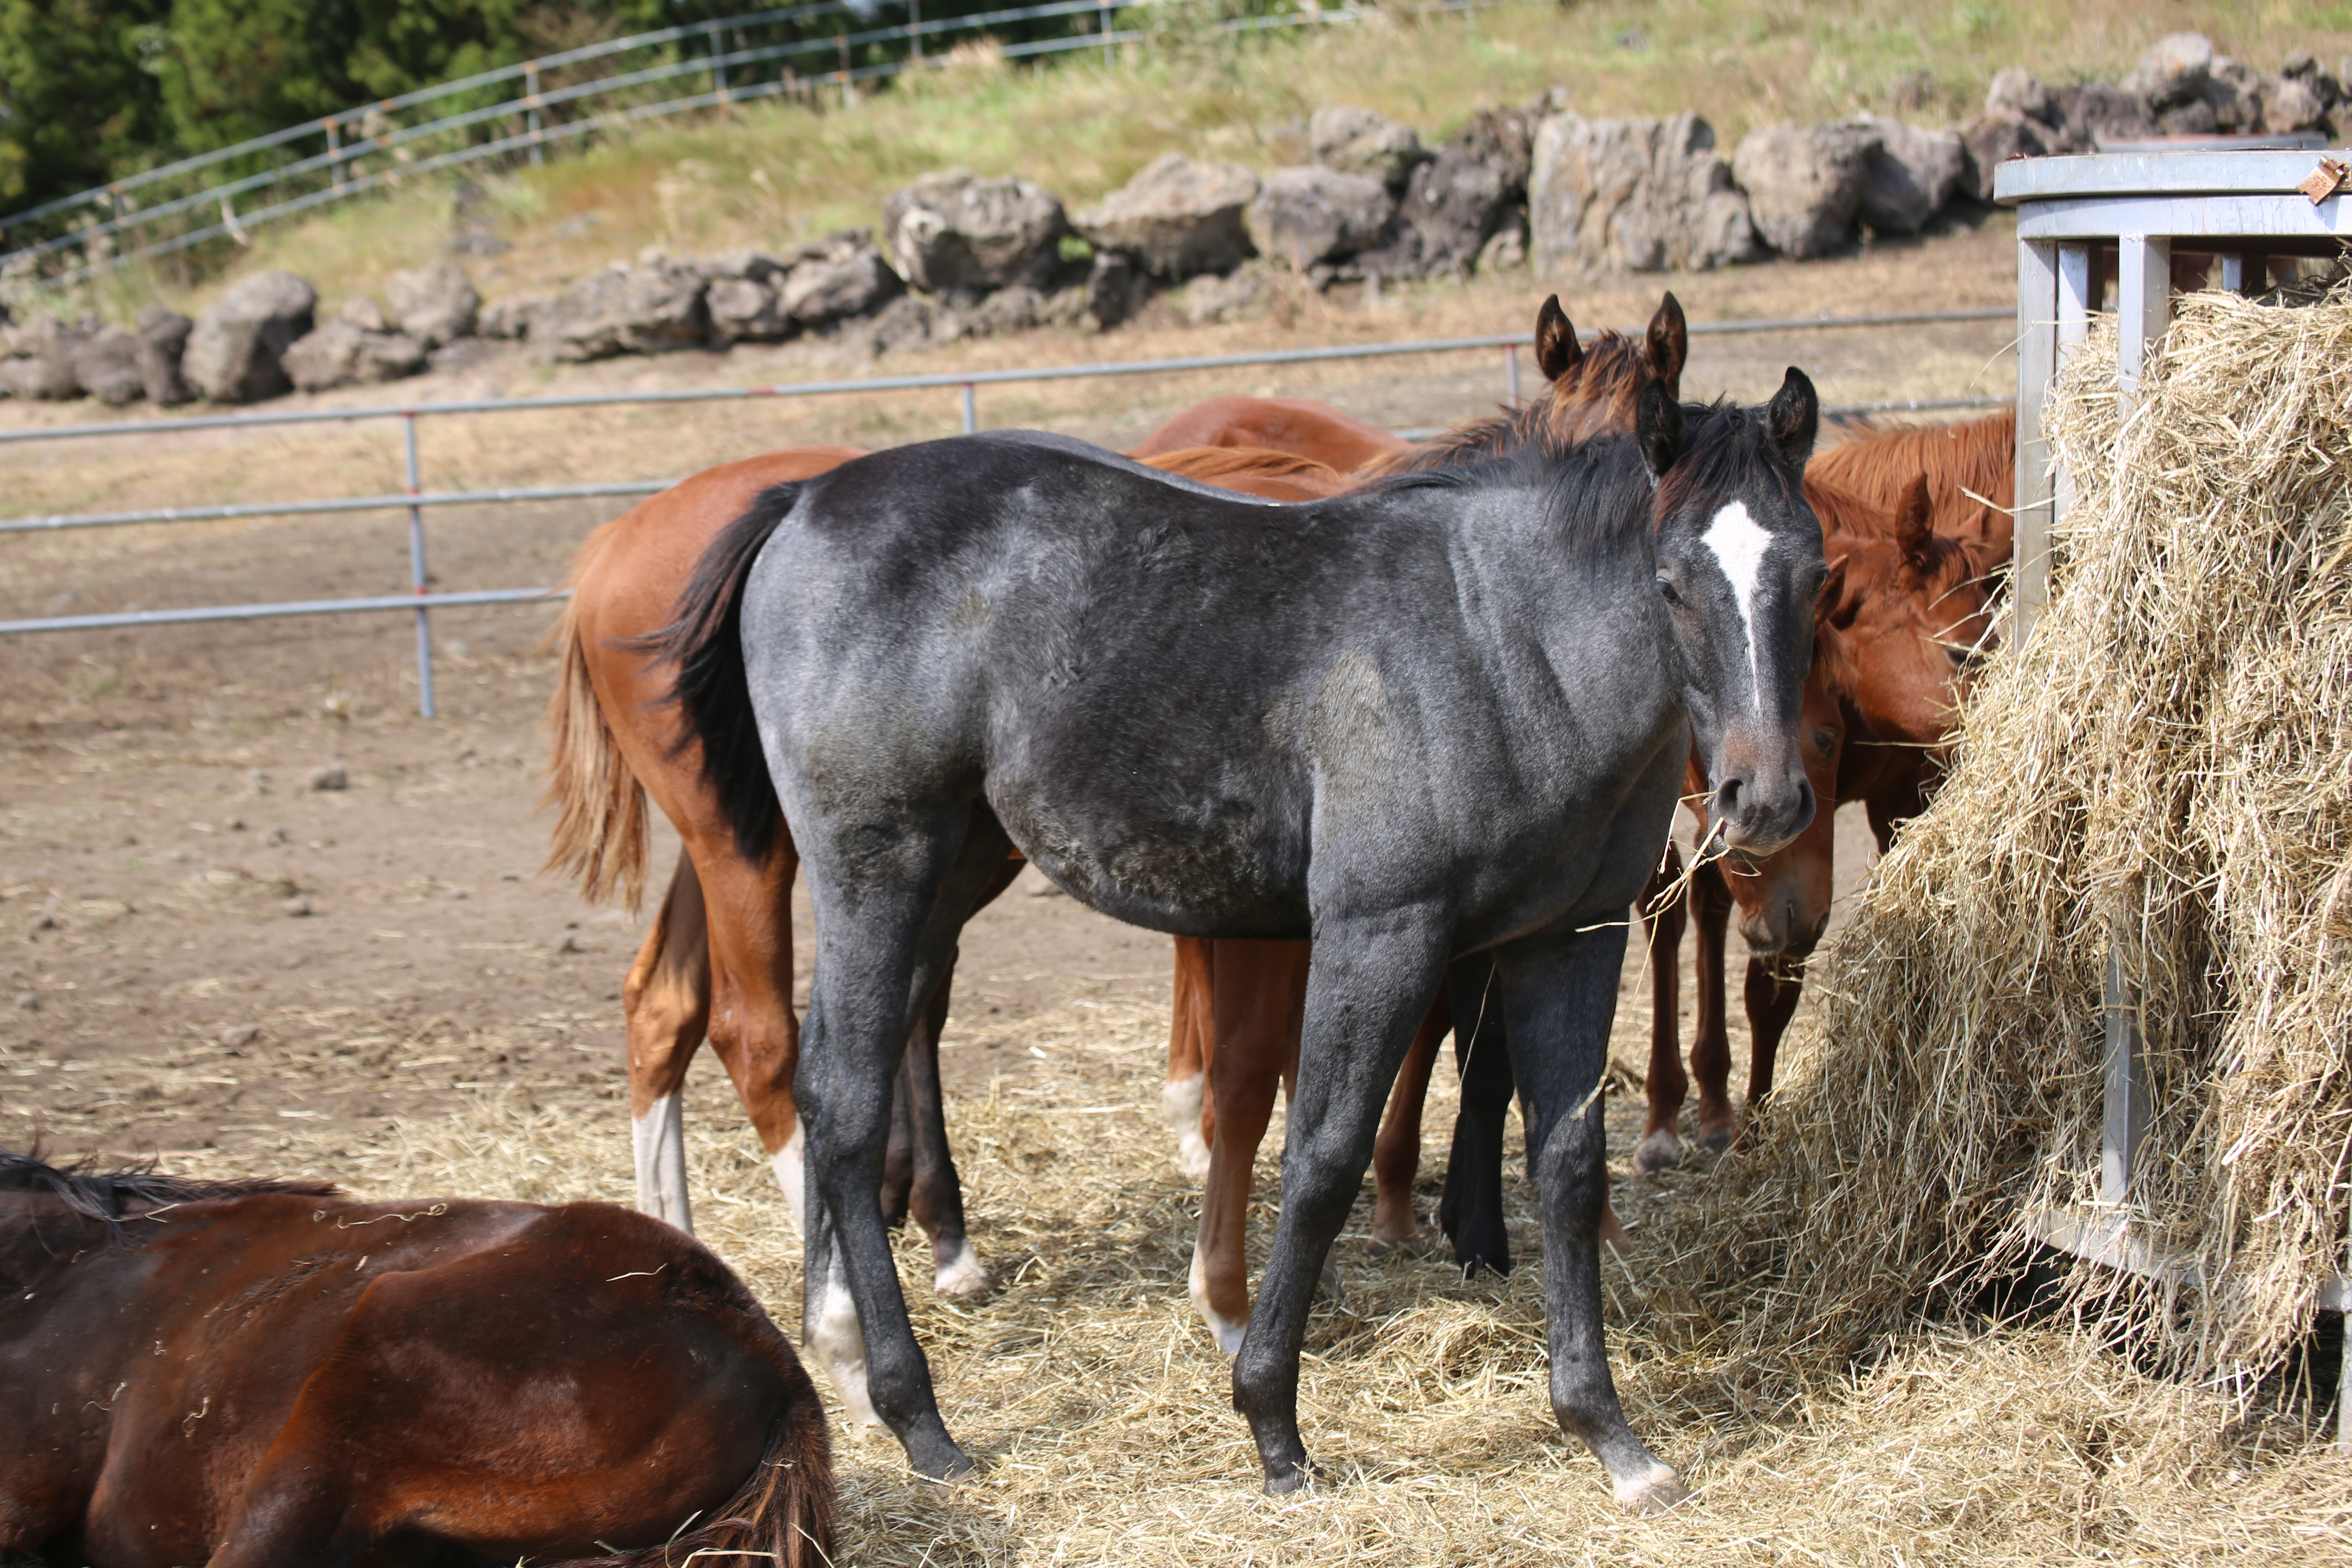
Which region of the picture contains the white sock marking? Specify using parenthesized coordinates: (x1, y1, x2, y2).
(1161, 1071, 1204, 1132)
(1188, 1243, 1250, 1356)
(768, 1125, 806, 1235)
(933, 1238, 990, 1296)
(1701, 499, 1773, 701)
(809, 1263, 880, 1426)
(631, 1095, 692, 1234)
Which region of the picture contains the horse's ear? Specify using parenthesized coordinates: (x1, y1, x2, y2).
(1766, 367, 1819, 470)
(1896, 472, 1935, 569)
(1636, 376, 1683, 480)
(1646, 292, 1687, 398)
(1535, 294, 1583, 382)
(1822, 554, 1863, 632)
(1815, 554, 1851, 627)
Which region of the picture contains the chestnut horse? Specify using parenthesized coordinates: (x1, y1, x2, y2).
(1630, 472, 1993, 1174)
(0, 1149, 832, 1568)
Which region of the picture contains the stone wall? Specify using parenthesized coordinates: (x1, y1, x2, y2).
(6, 32, 2340, 409)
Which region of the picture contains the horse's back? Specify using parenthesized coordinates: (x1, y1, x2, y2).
(12, 1192, 823, 1568)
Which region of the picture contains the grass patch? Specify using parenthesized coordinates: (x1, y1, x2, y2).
(80, 0, 2352, 320)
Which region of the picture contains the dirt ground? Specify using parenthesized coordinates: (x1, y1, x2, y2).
(0, 223, 2007, 1196)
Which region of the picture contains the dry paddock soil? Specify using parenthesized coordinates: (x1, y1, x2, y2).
(1, 220, 2047, 1561)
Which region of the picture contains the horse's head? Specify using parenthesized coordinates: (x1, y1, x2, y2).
(1531, 292, 1686, 447)
(1809, 471, 1997, 761)
(1642, 370, 1827, 860)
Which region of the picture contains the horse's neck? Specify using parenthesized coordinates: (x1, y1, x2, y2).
(1448, 494, 1678, 751)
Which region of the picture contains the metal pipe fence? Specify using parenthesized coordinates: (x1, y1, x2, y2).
(0, 305, 2013, 716)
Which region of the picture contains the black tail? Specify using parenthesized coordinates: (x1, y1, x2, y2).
(640, 481, 801, 867)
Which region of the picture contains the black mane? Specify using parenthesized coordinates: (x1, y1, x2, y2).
(0, 1147, 339, 1240)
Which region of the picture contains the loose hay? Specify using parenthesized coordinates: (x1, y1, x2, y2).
(174, 993, 2352, 1564)
(1660, 284, 2352, 1405)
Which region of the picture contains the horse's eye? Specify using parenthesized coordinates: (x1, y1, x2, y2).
(1656, 577, 1683, 607)
(1813, 728, 1836, 755)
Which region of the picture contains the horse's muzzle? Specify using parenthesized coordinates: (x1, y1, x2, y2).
(1710, 768, 1815, 861)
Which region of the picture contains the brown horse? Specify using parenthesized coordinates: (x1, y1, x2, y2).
(0, 1149, 832, 1568)
(1813, 406, 2014, 580)
(1127, 394, 1408, 471)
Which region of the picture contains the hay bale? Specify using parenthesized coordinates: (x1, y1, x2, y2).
(1670, 283, 2352, 1391)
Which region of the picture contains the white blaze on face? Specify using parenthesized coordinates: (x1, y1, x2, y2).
(1701, 500, 1774, 702)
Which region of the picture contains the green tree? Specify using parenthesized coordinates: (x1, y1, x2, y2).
(0, 0, 174, 207)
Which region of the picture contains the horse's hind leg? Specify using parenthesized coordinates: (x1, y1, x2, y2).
(1438, 954, 1515, 1277)
(881, 1049, 918, 1232)
(1686, 858, 1738, 1153)
(1165, 937, 1215, 1178)
(1633, 846, 1689, 1174)
(699, 836, 807, 1231)
(798, 805, 1009, 1479)
(902, 961, 988, 1295)
(1370, 984, 1448, 1254)
(626, 854, 712, 1232)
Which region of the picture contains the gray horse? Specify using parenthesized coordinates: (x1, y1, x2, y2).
(659, 372, 1824, 1512)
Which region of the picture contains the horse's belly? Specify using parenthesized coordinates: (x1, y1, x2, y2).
(990, 784, 1307, 939)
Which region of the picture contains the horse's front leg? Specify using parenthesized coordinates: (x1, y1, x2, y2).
(1230, 913, 1449, 1493)
(1495, 921, 1685, 1514)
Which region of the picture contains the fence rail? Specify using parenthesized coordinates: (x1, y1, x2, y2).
(2, 0, 1470, 289)
(0, 305, 2018, 714)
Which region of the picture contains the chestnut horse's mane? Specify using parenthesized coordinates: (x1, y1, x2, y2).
(0, 1148, 339, 1239)
(1811, 407, 2015, 526)
(1367, 328, 1658, 476)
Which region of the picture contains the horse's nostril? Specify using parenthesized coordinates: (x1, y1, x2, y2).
(1717, 777, 1743, 817)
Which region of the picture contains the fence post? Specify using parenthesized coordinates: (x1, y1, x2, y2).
(524, 62, 544, 166)
(960, 383, 977, 434)
(910, 0, 923, 63)
(1503, 342, 1519, 408)
(1100, 0, 1115, 61)
(403, 413, 436, 720)
(326, 117, 344, 191)
(838, 33, 852, 108)
(708, 22, 729, 105)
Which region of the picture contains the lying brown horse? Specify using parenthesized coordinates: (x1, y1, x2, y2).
(0, 1149, 831, 1568)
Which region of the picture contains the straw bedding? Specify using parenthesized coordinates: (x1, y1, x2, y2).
(89, 285, 2352, 1561)
(1651, 283, 2352, 1401)
(158, 988, 2349, 1564)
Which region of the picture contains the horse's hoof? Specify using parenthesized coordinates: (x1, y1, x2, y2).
(1632, 1130, 1683, 1174)
(1262, 1458, 1327, 1496)
(1368, 1227, 1427, 1258)
(1612, 1461, 1688, 1515)
(933, 1241, 990, 1297)
(1694, 1126, 1734, 1156)
(909, 1436, 979, 1485)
